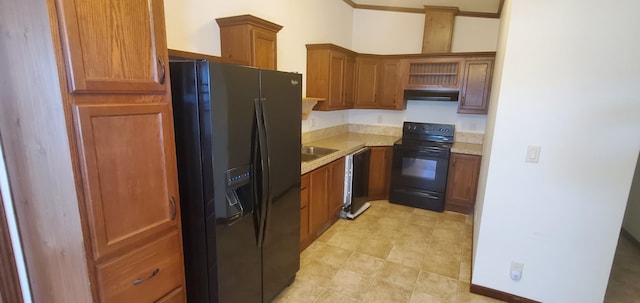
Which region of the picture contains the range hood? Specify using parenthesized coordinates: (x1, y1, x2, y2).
(404, 89, 459, 102)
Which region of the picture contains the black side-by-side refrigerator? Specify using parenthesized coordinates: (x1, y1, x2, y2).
(170, 60, 302, 303)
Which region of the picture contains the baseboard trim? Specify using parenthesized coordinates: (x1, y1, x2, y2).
(470, 284, 540, 303)
(621, 228, 640, 250)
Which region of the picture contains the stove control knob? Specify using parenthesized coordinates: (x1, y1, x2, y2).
(439, 128, 444, 131)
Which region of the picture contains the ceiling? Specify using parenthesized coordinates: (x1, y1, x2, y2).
(349, 0, 502, 14)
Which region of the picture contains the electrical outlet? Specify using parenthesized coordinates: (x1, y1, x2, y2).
(510, 262, 524, 281)
(377, 115, 383, 123)
(310, 118, 316, 128)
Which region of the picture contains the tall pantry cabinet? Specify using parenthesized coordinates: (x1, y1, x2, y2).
(0, 0, 185, 302)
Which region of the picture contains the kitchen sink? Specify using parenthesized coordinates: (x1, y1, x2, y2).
(301, 146, 338, 162)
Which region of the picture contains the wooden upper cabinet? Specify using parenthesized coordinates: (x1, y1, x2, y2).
(343, 56, 356, 108)
(405, 57, 464, 90)
(354, 57, 378, 108)
(216, 15, 282, 70)
(55, 0, 168, 93)
(459, 58, 494, 114)
(355, 58, 403, 110)
(73, 103, 180, 260)
(422, 6, 458, 54)
(377, 59, 403, 109)
(306, 44, 356, 110)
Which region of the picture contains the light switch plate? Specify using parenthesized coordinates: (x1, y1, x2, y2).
(525, 145, 541, 163)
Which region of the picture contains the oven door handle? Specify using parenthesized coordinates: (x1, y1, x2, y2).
(395, 188, 439, 200)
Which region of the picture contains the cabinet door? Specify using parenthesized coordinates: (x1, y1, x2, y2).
(73, 103, 180, 260)
(300, 174, 311, 251)
(251, 27, 277, 70)
(354, 57, 379, 108)
(309, 166, 329, 236)
(329, 158, 345, 220)
(459, 59, 493, 114)
(368, 147, 393, 200)
(343, 56, 356, 107)
(445, 153, 481, 213)
(328, 52, 346, 108)
(156, 287, 186, 303)
(377, 60, 401, 109)
(56, 0, 168, 93)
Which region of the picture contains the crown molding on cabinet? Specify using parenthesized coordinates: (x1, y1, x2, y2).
(343, 0, 505, 18)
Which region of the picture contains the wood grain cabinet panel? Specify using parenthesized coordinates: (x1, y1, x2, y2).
(74, 103, 180, 260)
(376, 59, 402, 109)
(300, 174, 311, 251)
(216, 15, 282, 70)
(459, 58, 494, 114)
(309, 166, 329, 236)
(96, 231, 183, 303)
(368, 147, 393, 200)
(156, 287, 186, 303)
(329, 158, 345, 221)
(306, 44, 356, 110)
(445, 153, 481, 214)
(354, 57, 378, 108)
(422, 6, 457, 54)
(55, 0, 168, 93)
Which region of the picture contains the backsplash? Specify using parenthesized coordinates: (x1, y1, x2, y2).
(302, 123, 484, 145)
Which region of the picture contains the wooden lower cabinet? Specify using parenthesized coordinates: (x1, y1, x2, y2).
(445, 153, 482, 214)
(300, 174, 311, 251)
(368, 146, 393, 200)
(308, 165, 329, 235)
(328, 158, 346, 221)
(300, 157, 346, 251)
(95, 232, 183, 302)
(156, 287, 186, 303)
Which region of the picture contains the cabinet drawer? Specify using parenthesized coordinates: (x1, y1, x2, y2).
(156, 287, 186, 303)
(96, 231, 183, 303)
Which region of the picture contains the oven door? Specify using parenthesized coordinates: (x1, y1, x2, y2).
(390, 144, 450, 193)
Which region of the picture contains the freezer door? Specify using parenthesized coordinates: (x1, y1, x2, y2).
(258, 69, 302, 302)
(208, 62, 262, 303)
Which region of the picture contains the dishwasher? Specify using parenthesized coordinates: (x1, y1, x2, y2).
(341, 147, 371, 219)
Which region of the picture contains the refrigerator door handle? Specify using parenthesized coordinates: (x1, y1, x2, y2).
(254, 98, 270, 247)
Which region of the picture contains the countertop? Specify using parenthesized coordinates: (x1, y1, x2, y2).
(451, 142, 483, 156)
(301, 133, 399, 174)
(300, 132, 484, 175)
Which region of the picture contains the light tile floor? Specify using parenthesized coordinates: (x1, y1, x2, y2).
(604, 233, 640, 303)
(273, 200, 504, 303)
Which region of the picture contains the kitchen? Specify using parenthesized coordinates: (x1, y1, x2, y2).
(1, 1, 639, 303)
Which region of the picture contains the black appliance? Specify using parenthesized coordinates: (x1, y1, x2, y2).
(389, 122, 454, 212)
(342, 147, 371, 219)
(170, 60, 302, 303)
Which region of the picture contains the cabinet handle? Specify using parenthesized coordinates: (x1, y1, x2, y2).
(169, 196, 176, 220)
(158, 57, 166, 85)
(133, 268, 160, 285)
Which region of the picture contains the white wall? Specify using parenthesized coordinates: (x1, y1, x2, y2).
(623, 152, 640, 240)
(451, 17, 500, 52)
(473, 0, 640, 302)
(163, 0, 354, 86)
(351, 10, 424, 54)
